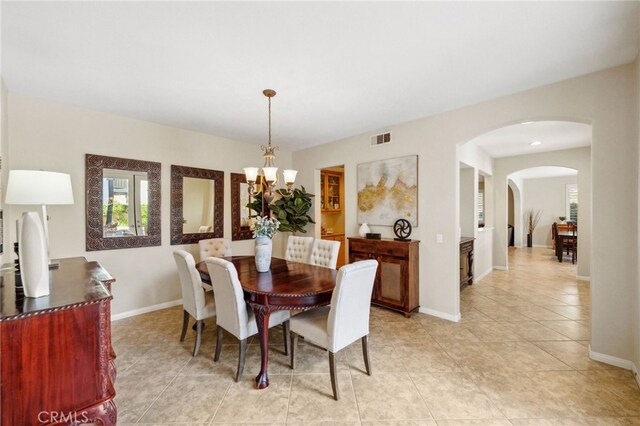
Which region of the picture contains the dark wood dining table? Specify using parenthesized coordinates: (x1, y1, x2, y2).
(556, 231, 577, 263)
(196, 256, 337, 389)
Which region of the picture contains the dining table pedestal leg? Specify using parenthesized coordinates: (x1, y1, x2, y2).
(252, 305, 271, 389)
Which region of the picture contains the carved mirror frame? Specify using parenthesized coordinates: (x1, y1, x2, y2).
(231, 172, 254, 241)
(86, 154, 161, 251)
(170, 164, 224, 245)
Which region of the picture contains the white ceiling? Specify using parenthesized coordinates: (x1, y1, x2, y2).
(2, 2, 638, 151)
(468, 121, 592, 158)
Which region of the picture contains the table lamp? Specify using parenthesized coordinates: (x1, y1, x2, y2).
(5, 170, 74, 297)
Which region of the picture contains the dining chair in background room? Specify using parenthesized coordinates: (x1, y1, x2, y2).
(199, 238, 233, 290)
(205, 257, 291, 382)
(309, 239, 341, 269)
(289, 259, 378, 400)
(284, 236, 314, 263)
(173, 250, 216, 356)
(567, 222, 577, 264)
(551, 222, 558, 251)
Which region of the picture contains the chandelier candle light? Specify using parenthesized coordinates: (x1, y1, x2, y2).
(244, 89, 297, 204)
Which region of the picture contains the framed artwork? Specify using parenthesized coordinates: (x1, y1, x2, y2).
(357, 155, 418, 226)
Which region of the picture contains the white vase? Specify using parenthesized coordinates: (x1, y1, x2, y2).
(358, 223, 371, 238)
(18, 212, 50, 298)
(255, 236, 272, 272)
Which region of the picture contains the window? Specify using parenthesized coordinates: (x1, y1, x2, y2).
(566, 183, 578, 222)
(477, 190, 484, 226)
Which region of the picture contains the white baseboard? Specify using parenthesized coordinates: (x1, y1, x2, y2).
(493, 265, 508, 271)
(419, 307, 461, 322)
(588, 345, 635, 370)
(576, 275, 591, 281)
(111, 299, 182, 321)
(474, 268, 492, 284)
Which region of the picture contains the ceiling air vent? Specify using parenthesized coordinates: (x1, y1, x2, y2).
(370, 131, 392, 147)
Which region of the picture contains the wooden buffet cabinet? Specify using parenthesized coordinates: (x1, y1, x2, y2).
(460, 237, 474, 290)
(0, 257, 117, 425)
(348, 237, 419, 317)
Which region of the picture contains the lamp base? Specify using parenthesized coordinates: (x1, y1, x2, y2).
(18, 211, 50, 298)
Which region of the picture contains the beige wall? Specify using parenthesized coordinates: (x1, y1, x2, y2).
(5, 94, 293, 316)
(294, 64, 637, 363)
(635, 55, 640, 378)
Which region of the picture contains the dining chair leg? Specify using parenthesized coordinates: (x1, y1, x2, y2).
(235, 338, 248, 382)
(214, 325, 224, 362)
(361, 335, 372, 376)
(282, 320, 290, 356)
(193, 319, 204, 357)
(328, 351, 339, 400)
(290, 331, 298, 369)
(180, 309, 189, 342)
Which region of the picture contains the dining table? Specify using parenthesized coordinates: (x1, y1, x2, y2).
(196, 256, 337, 389)
(555, 231, 577, 263)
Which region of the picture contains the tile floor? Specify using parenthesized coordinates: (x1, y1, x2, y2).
(112, 247, 640, 425)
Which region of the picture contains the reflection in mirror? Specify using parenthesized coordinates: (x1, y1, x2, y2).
(170, 165, 224, 245)
(86, 154, 161, 251)
(231, 173, 266, 240)
(103, 169, 149, 237)
(182, 177, 215, 234)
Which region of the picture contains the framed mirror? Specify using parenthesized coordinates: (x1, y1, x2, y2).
(170, 165, 224, 245)
(86, 154, 161, 251)
(231, 173, 257, 240)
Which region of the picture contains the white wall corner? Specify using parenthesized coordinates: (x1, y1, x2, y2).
(632, 361, 640, 389)
(112, 298, 183, 321)
(419, 307, 461, 322)
(588, 345, 635, 370)
(474, 268, 493, 284)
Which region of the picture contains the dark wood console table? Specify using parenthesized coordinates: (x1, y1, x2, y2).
(460, 237, 474, 290)
(0, 257, 117, 425)
(197, 256, 336, 389)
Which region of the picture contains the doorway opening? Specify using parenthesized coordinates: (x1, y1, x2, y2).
(319, 165, 346, 268)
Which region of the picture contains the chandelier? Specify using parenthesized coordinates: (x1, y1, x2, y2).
(244, 89, 297, 203)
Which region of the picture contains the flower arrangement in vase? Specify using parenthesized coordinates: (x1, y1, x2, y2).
(252, 216, 281, 272)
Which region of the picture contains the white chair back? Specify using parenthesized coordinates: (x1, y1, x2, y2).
(309, 239, 341, 269)
(327, 259, 378, 352)
(285, 236, 314, 263)
(199, 238, 232, 261)
(205, 257, 250, 339)
(173, 250, 208, 320)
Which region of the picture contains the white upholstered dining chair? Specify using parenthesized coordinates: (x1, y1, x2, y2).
(173, 250, 216, 357)
(199, 238, 232, 261)
(289, 259, 378, 400)
(205, 257, 291, 382)
(309, 239, 341, 269)
(284, 236, 314, 263)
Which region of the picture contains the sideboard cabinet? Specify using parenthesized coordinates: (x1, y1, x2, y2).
(1, 257, 117, 425)
(348, 237, 419, 317)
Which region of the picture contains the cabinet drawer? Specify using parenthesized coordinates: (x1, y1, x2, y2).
(377, 244, 409, 258)
(460, 241, 473, 253)
(350, 240, 375, 253)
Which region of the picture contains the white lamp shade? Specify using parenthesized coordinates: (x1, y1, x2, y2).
(263, 167, 278, 183)
(283, 169, 298, 184)
(244, 167, 259, 183)
(5, 170, 74, 205)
